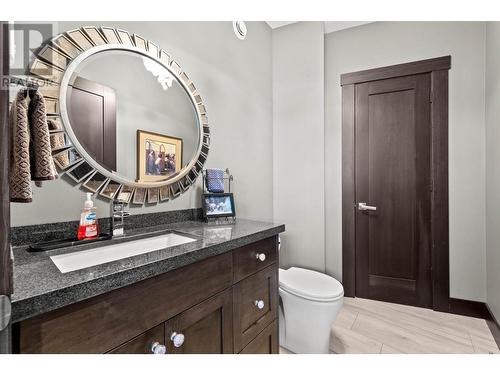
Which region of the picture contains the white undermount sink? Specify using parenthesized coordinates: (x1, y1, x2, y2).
(50, 232, 197, 273)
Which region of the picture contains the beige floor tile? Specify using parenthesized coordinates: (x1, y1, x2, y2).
(380, 344, 405, 354)
(351, 312, 475, 354)
(470, 333, 500, 354)
(331, 325, 382, 354)
(280, 297, 499, 354)
(344, 297, 477, 346)
(360, 297, 487, 332)
(332, 304, 358, 329)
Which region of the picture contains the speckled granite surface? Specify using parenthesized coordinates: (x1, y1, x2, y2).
(10, 208, 203, 246)
(11, 218, 285, 323)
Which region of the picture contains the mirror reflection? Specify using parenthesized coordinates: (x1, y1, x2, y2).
(66, 50, 199, 183)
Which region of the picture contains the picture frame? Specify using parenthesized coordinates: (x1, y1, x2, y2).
(136, 129, 183, 183)
(202, 193, 236, 219)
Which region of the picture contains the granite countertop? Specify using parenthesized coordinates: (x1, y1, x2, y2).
(12, 219, 285, 323)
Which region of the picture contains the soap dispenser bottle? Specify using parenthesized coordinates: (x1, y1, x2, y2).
(77, 193, 99, 240)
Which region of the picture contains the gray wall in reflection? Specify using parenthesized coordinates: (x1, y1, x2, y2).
(10, 21, 273, 225)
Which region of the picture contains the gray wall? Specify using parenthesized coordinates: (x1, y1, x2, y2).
(11, 21, 274, 226)
(325, 22, 487, 302)
(272, 22, 325, 271)
(485, 22, 500, 321)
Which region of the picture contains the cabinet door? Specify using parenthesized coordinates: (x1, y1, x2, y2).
(108, 324, 164, 354)
(165, 289, 233, 354)
(239, 320, 278, 354)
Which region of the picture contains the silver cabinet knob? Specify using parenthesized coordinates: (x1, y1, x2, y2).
(254, 300, 265, 309)
(170, 332, 185, 348)
(151, 341, 166, 354)
(255, 253, 266, 262)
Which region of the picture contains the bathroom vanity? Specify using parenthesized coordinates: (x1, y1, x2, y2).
(11, 219, 284, 354)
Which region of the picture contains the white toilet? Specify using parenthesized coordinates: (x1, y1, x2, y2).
(279, 267, 344, 354)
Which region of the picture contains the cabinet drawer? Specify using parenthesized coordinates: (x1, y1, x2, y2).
(239, 320, 278, 354)
(108, 324, 164, 354)
(165, 289, 233, 354)
(233, 265, 278, 352)
(233, 236, 277, 282)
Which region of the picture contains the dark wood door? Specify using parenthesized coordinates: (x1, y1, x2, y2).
(164, 289, 233, 354)
(67, 76, 116, 171)
(0, 21, 13, 354)
(355, 73, 432, 308)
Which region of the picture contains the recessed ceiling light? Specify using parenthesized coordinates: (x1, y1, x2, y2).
(233, 21, 247, 40)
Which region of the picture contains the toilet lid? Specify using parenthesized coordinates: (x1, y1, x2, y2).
(279, 267, 344, 302)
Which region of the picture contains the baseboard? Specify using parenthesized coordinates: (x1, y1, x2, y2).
(449, 298, 491, 319)
(485, 305, 500, 351)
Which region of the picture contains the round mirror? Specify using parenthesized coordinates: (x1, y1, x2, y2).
(60, 46, 201, 187)
(31, 27, 210, 203)
(65, 50, 199, 184)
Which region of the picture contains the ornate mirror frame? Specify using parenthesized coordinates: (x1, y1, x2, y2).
(29, 26, 210, 205)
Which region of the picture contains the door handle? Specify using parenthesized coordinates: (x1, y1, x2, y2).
(358, 202, 377, 211)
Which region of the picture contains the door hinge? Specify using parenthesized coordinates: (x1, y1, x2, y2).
(430, 89, 433, 103)
(430, 179, 434, 192)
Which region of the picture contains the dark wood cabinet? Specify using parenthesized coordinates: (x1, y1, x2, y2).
(233, 236, 277, 282)
(233, 265, 278, 352)
(239, 320, 278, 354)
(18, 252, 233, 354)
(165, 289, 233, 354)
(16, 236, 280, 354)
(109, 324, 164, 354)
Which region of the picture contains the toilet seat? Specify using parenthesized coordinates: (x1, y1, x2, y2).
(279, 267, 344, 302)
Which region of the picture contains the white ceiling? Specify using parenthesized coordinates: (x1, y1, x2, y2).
(266, 21, 373, 34)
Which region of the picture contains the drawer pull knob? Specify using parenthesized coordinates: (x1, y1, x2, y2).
(151, 342, 167, 354)
(255, 253, 266, 262)
(254, 300, 265, 310)
(171, 332, 185, 348)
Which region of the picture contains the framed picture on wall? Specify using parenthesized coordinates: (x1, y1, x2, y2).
(202, 193, 236, 219)
(137, 130, 183, 183)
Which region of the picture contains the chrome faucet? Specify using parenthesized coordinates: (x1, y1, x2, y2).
(111, 200, 130, 237)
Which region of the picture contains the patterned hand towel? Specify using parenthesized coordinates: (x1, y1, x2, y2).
(10, 91, 32, 202)
(28, 90, 57, 186)
(205, 168, 225, 193)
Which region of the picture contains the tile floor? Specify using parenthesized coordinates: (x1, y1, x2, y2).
(280, 297, 499, 354)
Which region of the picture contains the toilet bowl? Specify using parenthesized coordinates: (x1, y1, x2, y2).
(279, 267, 344, 354)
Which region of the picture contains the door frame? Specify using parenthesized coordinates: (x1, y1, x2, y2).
(341, 56, 451, 312)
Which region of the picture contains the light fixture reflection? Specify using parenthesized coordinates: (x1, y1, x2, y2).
(142, 57, 174, 90)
